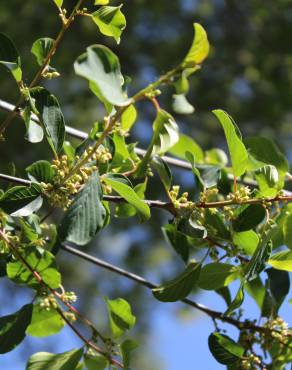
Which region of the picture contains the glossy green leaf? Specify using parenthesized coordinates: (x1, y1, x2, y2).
(199, 263, 240, 291)
(105, 298, 136, 338)
(91, 5, 126, 44)
(25, 348, 83, 370)
(104, 177, 150, 220)
(31, 38, 54, 66)
(121, 339, 138, 368)
(152, 261, 201, 302)
(27, 305, 65, 337)
(84, 354, 108, 370)
(0, 183, 42, 216)
(30, 87, 65, 154)
(59, 172, 106, 246)
(233, 230, 259, 256)
(268, 250, 292, 271)
(182, 23, 210, 67)
(208, 333, 244, 365)
(172, 94, 194, 115)
(0, 33, 22, 81)
(168, 133, 204, 162)
(232, 204, 266, 232)
(212, 110, 248, 177)
(26, 160, 55, 183)
(0, 304, 32, 354)
(7, 246, 61, 289)
(151, 156, 172, 191)
(74, 45, 131, 106)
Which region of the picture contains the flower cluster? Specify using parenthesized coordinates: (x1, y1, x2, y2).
(39, 294, 58, 311)
(169, 185, 190, 208)
(240, 353, 263, 370)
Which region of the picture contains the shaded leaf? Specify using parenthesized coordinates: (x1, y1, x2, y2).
(199, 263, 240, 291)
(232, 204, 266, 232)
(208, 333, 244, 365)
(168, 133, 203, 162)
(26, 160, 55, 183)
(105, 298, 136, 338)
(0, 33, 22, 81)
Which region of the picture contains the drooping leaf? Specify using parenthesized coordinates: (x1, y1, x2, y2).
(0, 33, 22, 81)
(182, 23, 210, 67)
(152, 261, 201, 302)
(91, 5, 126, 44)
(268, 250, 292, 272)
(31, 38, 54, 66)
(151, 156, 172, 191)
(26, 305, 65, 337)
(30, 87, 65, 155)
(104, 177, 150, 220)
(0, 183, 42, 216)
(59, 172, 106, 246)
(172, 94, 194, 115)
(212, 109, 248, 177)
(266, 268, 290, 314)
(168, 133, 204, 162)
(198, 263, 240, 291)
(0, 304, 32, 354)
(105, 298, 136, 338)
(120, 339, 139, 368)
(74, 45, 131, 106)
(25, 348, 83, 370)
(208, 332, 244, 365)
(7, 246, 61, 289)
(232, 204, 266, 232)
(26, 160, 55, 183)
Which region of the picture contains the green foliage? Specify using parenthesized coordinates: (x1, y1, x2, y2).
(31, 38, 54, 66)
(0, 33, 22, 82)
(105, 298, 136, 338)
(208, 332, 244, 365)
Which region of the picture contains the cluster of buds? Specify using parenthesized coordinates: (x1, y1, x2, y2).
(223, 205, 235, 220)
(64, 311, 77, 323)
(169, 185, 191, 209)
(86, 146, 112, 165)
(226, 186, 251, 203)
(199, 187, 219, 203)
(240, 354, 263, 370)
(42, 155, 96, 209)
(42, 70, 60, 79)
(39, 294, 58, 311)
(0, 210, 8, 229)
(262, 317, 290, 347)
(61, 291, 77, 304)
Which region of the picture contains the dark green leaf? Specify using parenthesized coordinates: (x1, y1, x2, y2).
(266, 268, 290, 314)
(0, 33, 22, 81)
(162, 224, 190, 263)
(26, 160, 55, 183)
(208, 332, 244, 365)
(120, 339, 138, 368)
(232, 204, 266, 232)
(0, 304, 32, 354)
(152, 261, 201, 302)
(59, 172, 106, 246)
(199, 263, 240, 290)
(25, 348, 83, 370)
(151, 156, 172, 191)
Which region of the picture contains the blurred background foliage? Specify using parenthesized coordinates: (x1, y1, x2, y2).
(1, 0, 292, 368)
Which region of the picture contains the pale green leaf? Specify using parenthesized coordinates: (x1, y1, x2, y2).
(105, 298, 136, 338)
(268, 250, 292, 272)
(31, 38, 54, 66)
(168, 133, 204, 162)
(27, 305, 65, 337)
(182, 23, 210, 67)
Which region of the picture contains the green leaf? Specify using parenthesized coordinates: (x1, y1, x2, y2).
(115, 180, 147, 218)
(152, 261, 201, 302)
(30, 88, 65, 154)
(0, 304, 32, 354)
(168, 133, 204, 162)
(245, 137, 289, 176)
(26, 160, 55, 183)
(212, 109, 248, 177)
(74, 45, 131, 107)
(268, 250, 292, 271)
(7, 246, 61, 289)
(162, 224, 190, 263)
(105, 298, 136, 338)
(104, 177, 150, 220)
(232, 204, 266, 232)
(91, 6, 126, 44)
(25, 348, 83, 370)
(27, 305, 65, 337)
(224, 284, 244, 316)
(233, 230, 259, 256)
(182, 23, 210, 67)
(208, 333, 244, 365)
(59, 172, 106, 246)
(151, 156, 172, 191)
(172, 94, 194, 115)
(84, 354, 108, 370)
(31, 38, 54, 66)
(255, 165, 279, 197)
(0, 33, 22, 82)
(245, 277, 265, 309)
(23, 106, 44, 143)
(198, 263, 240, 291)
(120, 104, 137, 131)
(284, 213, 292, 250)
(266, 268, 290, 314)
(245, 221, 277, 281)
(0, 183, 42, 216)
(53, 0, 63, 6)
(120, 339, 138, 368)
